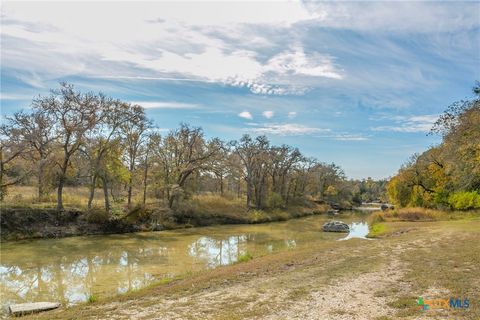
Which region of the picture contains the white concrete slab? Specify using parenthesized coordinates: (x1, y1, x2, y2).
(9, 302, 60, 316)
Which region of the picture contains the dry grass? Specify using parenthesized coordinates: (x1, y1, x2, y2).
(369, 207, 480, 225)
(2, 186, 100, 209)
(1, 185, 162, 210)
(190, 194, 247, 217)
(176, 194, 327, 225)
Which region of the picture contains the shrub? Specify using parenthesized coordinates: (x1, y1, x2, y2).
(433, 190, 449, 206)
(86, 209, 110, 224)
(367, 223, 387, 238)
(247, 209, 270, 223)
(448, 191, 480, 210)
(237, 252, 253, 263)
(87, 294, 98, 303)
(270, 209, 289, 221)
(266, 192, 284, 209)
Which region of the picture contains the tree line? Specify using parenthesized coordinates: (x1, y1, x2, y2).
(1, 83, 385, 213)
(387, 83, 480, 210)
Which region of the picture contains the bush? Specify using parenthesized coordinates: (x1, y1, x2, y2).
(270, 209, 289, 221)
(266, 192, 284, 209)
(367, 223, 387, 238)
(247, 209, 270, 223)
(86, 209, 110, 224)
(87, 294, 98, 303)
(448, 191, 480, 210)
(433, 190, 449, 206)
(237, 252, 253, 263)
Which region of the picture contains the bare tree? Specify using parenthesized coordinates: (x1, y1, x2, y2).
(5, 110, 56, 200)
(232, 135, 270, 208)
(34, 83, 100, 211)
(0, 123, 29, 200)
(270, 145, 302, 201)
(155, 124, 222, 208)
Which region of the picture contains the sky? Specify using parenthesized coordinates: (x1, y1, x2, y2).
(1, 1, 479, 179)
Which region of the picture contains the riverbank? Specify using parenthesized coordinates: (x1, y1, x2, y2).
(0, 195, 329, 241)
(23, 218, 480, 320)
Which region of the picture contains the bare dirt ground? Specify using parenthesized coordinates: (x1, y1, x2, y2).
(28, 220, 480, 320)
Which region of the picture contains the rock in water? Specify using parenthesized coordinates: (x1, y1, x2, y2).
(322, 221, 350, 233)
(9, 302, 60, 316)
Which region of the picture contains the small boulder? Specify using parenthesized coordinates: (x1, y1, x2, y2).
(381, 204, 395, 211)
(322, 220, 349, 233)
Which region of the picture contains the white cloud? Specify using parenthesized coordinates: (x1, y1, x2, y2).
(262, 111, 274, 119)
(288, 111, 297, 118)
(0, 1, 340, 96)
(238, 111, 253, 120)
(131, 101, 201, 109)
(1, 1, 477, 98)
(371, 114, 438, 133)
(250, 123, 330, 136)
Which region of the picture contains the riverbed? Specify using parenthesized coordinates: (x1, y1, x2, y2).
(0, 212, 369, 314)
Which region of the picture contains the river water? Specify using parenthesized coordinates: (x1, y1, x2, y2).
(0, 212, 369, 313)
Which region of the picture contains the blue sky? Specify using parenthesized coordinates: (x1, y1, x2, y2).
(1, 1, 479, 179)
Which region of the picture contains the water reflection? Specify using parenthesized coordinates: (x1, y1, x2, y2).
(0, 213, 366, 313)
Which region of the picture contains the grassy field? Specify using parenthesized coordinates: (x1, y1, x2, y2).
(24, 217, 480, 320)
(2, 185, 155, 210)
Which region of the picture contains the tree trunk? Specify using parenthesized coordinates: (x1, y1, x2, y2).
(38, 159, 46, 201)
(57, 177, 65, 211)
(168, 193, 175, 209)
(57, 152, 71, 211)
(127, 176, 133, 208)
(237, 177, 241, 199)
(102, 175, 110, 212)
(246, 179, 253, 208)
(219, 174, 224, 196)
(142, 158, 148, 205)
(0, 160, 5, 202)
(87, 174, 97, 209)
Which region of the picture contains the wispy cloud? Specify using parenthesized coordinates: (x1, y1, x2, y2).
(249, 123, 330, 136)
(287, 111, 297, 119)
(333, 134, 369, 141)
(132, 101, 201, 109)
(306, 2, 479, 33)
(238, 111, 253, 120)
(0, 93, 34, 100)
(371, 114, 438, 133)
